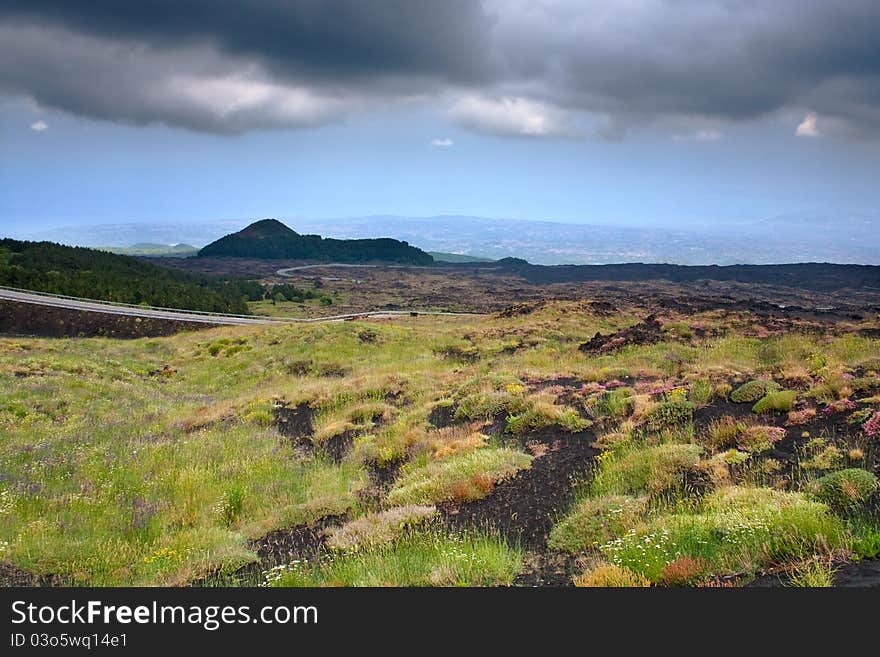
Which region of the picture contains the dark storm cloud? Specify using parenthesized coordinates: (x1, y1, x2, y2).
(486, 0, 880, 136)
(2, 0, 880, 137)
(0, 0, 495, 84)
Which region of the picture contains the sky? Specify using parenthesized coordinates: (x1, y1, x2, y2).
(2, 1, 880, 235)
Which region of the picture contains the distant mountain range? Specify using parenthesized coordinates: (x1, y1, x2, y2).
(9, 210, 880, 266)
(198, 218, 433, 264)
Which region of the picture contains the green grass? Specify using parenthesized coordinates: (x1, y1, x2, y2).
(807, 469, 878, 513)
(386, 448, 533, 506)
(549, 494, 647, 553)
(590, 443, 703, 498)
(788, 560, 835, 587)
(600, 487, 846, 583)
(269, 531, 523, 587)
(1, 300, 879, 586)
(324, 506, 438, 552)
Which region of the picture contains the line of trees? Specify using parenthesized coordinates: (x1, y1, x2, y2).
(0, 239, 253, 313)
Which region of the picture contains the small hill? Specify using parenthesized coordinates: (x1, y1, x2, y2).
(198, 219, 434, 265)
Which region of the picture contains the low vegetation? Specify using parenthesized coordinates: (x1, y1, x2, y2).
(2, 297, 879, 587)
(386, 448, 533, 506)
(269, 531, 522, 587)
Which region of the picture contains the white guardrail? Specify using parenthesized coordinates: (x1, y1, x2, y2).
(0, 285, 481, 324)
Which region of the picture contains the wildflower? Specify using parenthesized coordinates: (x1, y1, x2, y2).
(865, 411, 880, 439)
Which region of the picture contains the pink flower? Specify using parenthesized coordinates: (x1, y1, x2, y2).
(822, 399, 858, 414)
(865, 411, 880, 439)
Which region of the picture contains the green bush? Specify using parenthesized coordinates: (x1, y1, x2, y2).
(730, 380, 781, 403)
(808, 469, 878, 512)
(736, 425, 786, 453)
(573, 563, 650, 587)
(324, 506, 437, 552)
(549, 495, 647, 553)
(505, 408, 549, 435)
(752, 391, 797, 414)
(688, 379, 713, 408)
(271, 531, 522, 587)
(591, 444, 703, 498)
(788, 561, 834, 587)
(703, 416, 744, 450)
(454, 391, 527, 421)
(600, 487, 846, 582)
(852, 530, 880, 560)
(387, 448, 533, 505)
(590, 388, 635, 419)
(641, 401, 694, 432)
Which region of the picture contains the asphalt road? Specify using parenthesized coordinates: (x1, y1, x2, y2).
(0, 287, 481, 325)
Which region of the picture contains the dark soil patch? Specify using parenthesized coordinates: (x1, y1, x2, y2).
(513, 552, 580, 587)
(428, 403, 458, 429)
(748, 559, 880, 587)
(0, 561, 67, 587)
(496, 302, 541, 318)
(191, 515, 345, 587)
(693, 396, 879, 487)
(367, 457, 406, 490)
(578, 314, 663, 353)
(316, 430, 356, 463)
(438, 424, 599, 550)
(273, 402, 316, 448)
(252, 515, 343, 566)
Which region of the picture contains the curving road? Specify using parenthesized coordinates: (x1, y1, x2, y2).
(0, 286, 481, 326)
(276, 262, 501, 277)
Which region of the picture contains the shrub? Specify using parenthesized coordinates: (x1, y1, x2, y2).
(573, 563, 650, 587)
(710, 449, 751, 467)
(271, 531, 522, 587)
(703, 416, 744, 450)
(558, 409, 592, 433)
(386, 448, 532, 505)
(548, 495, 647, 553)
(864, 411, 880, 439)
(454, 391, 527, 422)
(801, 444, 845, 471)
(852, 530, 880, 560)
(324, 506, 437, 552)
(848, 409, 874, 426)
(688, 379, 713, 408)
(589, 388, 635, 419)
(641, 401, 694, 431)
(808, 468, 878, 512)
(737, 425, 786, 453)
(433, 342, 480, 363)
(216, 486, 244, 527)
(730, 380, 781, 403)
(661, 556, 709, 586)
(591, 444, 703, 498)
(714, 383, 732, 400)
(504, 408, 552, 435)
(786, 408, 816, 426)
(752, 391, 796, 414)
(600, 487, 846, 582)
(505, 401, 591, 435)
(788, 560, 834, 587)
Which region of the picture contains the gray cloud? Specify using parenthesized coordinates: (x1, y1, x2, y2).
(1, 1, 879, 137)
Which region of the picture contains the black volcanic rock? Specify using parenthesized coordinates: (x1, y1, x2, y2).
(198, 219, 433, 264)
